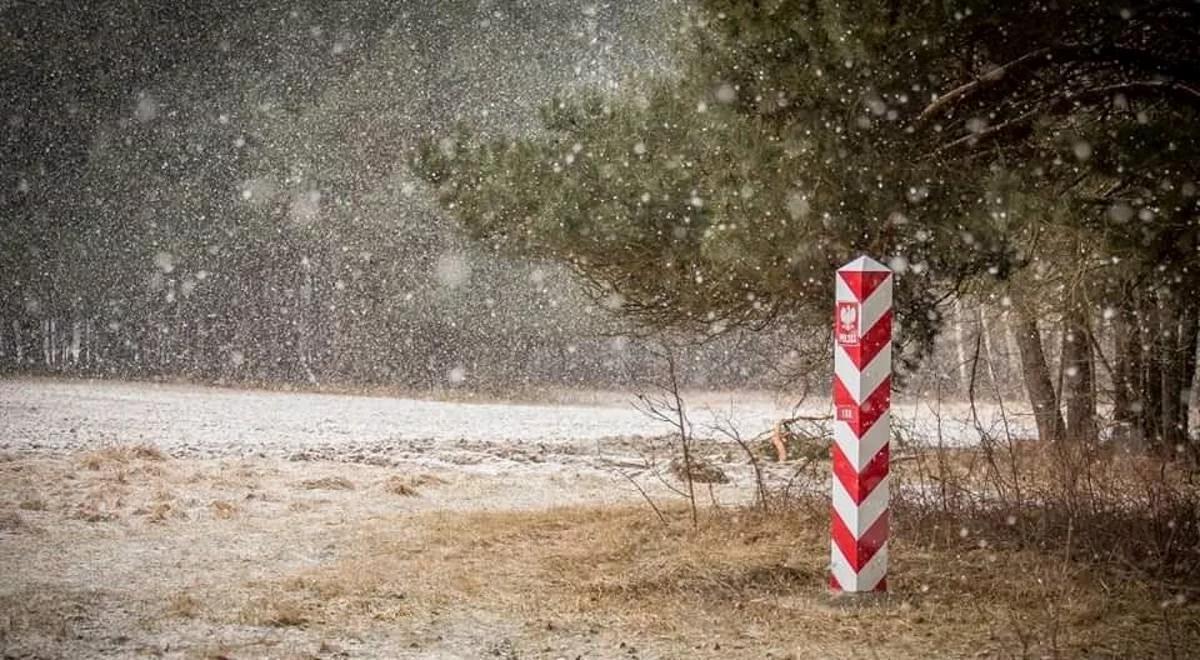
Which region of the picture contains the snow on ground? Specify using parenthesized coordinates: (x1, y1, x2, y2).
(0, 378, 1034, 473)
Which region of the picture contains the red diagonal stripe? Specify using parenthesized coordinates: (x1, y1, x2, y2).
(835, 374, 892, 437)
(830, 505, 859, 571)
(838, 270, 891, 302)
(833, 374, 855, 409)
(831, 441, 858, 498)
(843, 309, 892, 370)
(832, 442, 890, 505)
(857, 375, 891, 435)
(829, 573, 845, 591)
(832, 506, 890, 572)
(856, 510, 889, 571)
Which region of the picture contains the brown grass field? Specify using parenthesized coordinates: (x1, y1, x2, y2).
(1, 444, 1198, 658)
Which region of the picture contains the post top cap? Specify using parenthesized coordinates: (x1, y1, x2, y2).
(838, 255, 891, 273)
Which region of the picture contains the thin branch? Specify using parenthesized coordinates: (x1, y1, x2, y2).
(918, 47, 1051, 122)
(919, 44, 1200, 124)
(615, 468, 668, 525)
(711, 415, 770, 513)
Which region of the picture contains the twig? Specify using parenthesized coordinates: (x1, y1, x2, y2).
(711, 415, 770, 513)
(615, 468, 667, 526)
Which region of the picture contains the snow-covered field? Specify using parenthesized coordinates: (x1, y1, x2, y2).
(0, 378, 1033, 471)
(0, 378, 1034, 478)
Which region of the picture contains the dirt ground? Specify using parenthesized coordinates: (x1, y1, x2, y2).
(2, 447, 1196, 659)
(1, 380, 1194, 658)
(0, 448, 661, 658)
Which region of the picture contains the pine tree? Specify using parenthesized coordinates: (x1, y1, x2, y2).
(416, 0, 1200, 447)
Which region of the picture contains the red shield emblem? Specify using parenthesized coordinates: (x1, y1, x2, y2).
(836, 301, 859, 346)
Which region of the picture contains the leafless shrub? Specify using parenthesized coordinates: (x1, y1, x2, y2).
(896, 374, 1200, 598)
(630, 343, 700, 526)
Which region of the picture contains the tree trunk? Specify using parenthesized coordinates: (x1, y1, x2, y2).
(1111, 300, 1137, 425)
(1163, 296, 1198, 452)
(70, 319, 82, 366)
(954, 299, 970, 393)
(1161, 292, 1185, 450)
(1062, 304, 1097, 442)
(978, 308, 1000, 394)
(1183, 307, 1199, 431)
(13, 320, 24, 364)
(1179, 305, 1198, 442)
(1140, 295, 1164, 446)
(1004, 320, 1021, 394)
(1012, 305, 1065, 442)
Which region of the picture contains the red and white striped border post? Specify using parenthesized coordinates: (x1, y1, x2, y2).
(830, 256, 893, 593)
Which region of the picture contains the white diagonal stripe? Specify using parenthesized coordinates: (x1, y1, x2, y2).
(858, 275, 892, 335)
(835, 274, 856, 303)
(834, 342, 891, 405)
(830, 539, 855, 589)
(856, 542, 888, 591)
(833, 411, 891, 472)
(832, 473, 889, 538)
(830, 540, 888, 592)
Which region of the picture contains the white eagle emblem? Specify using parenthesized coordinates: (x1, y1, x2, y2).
(837, 302, 859, 346)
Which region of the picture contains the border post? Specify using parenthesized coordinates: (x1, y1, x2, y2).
(830, 256, 893, 593)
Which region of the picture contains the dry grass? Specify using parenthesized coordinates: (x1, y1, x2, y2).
(204, 502, 1197, 658)
(296, 476, 355, 491)
(4, 435, 1193, 657)
(381, 472, 448, 496)
(0, 585, 98, 643)
(78, 444, 166, 470)
(165, 593, 201, 619)
(18, 497, 47, 511)
(0, 509, 28, 532)
(895, 439, 1200, 585)
(238, 596, 311, 627)
(384, 481, 419, 497)
(210, 499, 238, 519)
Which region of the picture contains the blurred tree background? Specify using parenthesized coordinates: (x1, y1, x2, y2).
(1, 0, 783, 392)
